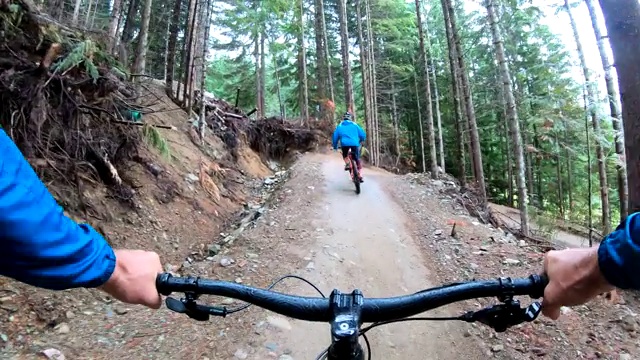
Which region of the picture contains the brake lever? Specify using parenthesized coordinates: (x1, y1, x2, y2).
(165, 292, 228, 321)
(461, 299, 542, 332)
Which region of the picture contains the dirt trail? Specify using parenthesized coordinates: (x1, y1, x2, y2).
(245, 154, 481, 359)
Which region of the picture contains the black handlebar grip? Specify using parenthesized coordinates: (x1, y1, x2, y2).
(156, 272, 173, 296)
(529, 273, 549, 299)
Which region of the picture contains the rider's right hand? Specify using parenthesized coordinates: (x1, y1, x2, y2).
(541, 247, 614, 319)
(99, 249, 163, 309)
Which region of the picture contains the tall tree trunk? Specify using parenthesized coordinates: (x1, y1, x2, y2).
(84, 0, 94, 27)
(566, 0, 611, 232)
(498, 73, 514, 207)
(584, 87, 594, 245)
(273, 55, 285, 119)
(298, 0, 309, 123)
(165, 0, 183, 98)
(415, 0, 438, 178)
(555, 132, 564, 218)
(107, 0, 124, 53)
(598, 0, 640, 214)
(443, 0, 485, 198)
(442, 7, 465, 185)
(391, 79, 401, 164)
(255, 34, 262, 118)
(337, 0, 355, 113)
(132, 0, 153, 77)
(562, 117, 574, 214)
(486, 0, 529, 235)
(318, 0, 335, 105)
(586, 0, 628, 219)
(183, 0, 199, 112)
(431, 58, 445, 172)
(260, 29, 266, 118)
(121, 0, 140, 43)
(72, 0, 82, 25)
(314, 0, 328, 116)
(356, 0, 372, 156)
(198, 0, 212, 141)
(414, 72, 426, 172)
(365, 0, 379, 165)
(180, 0, 197, 106)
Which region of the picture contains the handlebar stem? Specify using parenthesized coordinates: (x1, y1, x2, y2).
(328, 289, 365, 360)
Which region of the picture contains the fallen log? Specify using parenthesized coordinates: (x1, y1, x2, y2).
(224, 112, 243, 119)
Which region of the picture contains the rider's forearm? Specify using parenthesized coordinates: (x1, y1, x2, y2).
(0, 130, 116, 290)
(598, 212, 640, 290)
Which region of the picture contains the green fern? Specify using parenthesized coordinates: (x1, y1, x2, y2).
(52, 40, 100, 82)
(142, 124, 171, 159)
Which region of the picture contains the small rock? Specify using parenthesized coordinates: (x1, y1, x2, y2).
(530, 347, 546, 356)
(491, 344, 504, 352)
(42, 348, 65, 360)
(306, 262, 315, 270)
(55, 323, 70, 334)
(469, 263, 479, 271)
(434, 229, 443, 236)
(279, 356, 294, 360)
(234, 349, 248, 359)
(519, 240, 527, 247)
(479, 245, 489, 252)
(114, 306, 128, 315)
(207, 244, 221, 256)
(264, 177, 276, 185)
(267, 315, 292, 331)
(503, 258, 521, 266)
(235, 278, 243, 283)
(185, 173, 199, 183)
(621, 316, 638, 332)
(0, 333, 7, 342)
(182, 261, 191, 269)
(619, 353, 632, 360)
(164, 264, 176, 273)
(265, 342, 278, 351)
(220, 258, 234, 267)
(65, 311, 75, 319)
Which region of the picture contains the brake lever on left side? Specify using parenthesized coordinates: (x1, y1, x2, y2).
(165, 292, 228, 321)
(459, 299, 543, 332)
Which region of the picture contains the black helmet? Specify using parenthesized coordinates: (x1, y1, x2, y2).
(343, 112, 352, 121)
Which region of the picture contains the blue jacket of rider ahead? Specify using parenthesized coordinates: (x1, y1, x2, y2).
(332, 120, 366, 149)
(0, 129, 115, 290)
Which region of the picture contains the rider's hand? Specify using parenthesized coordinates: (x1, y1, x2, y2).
(541, 247, 614, 319)
(100, 249, 163, 309)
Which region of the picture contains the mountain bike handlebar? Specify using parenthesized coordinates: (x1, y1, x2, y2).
(157, 273, 548, 359)
(156, 273, 547, 324)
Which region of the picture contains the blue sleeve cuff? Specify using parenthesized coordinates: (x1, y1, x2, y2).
(598, 213, 640, 289)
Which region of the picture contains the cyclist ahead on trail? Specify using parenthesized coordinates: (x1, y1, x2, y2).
(332, 112, 366, 182)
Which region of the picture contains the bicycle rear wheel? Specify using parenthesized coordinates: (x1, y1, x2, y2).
(351, 158, 361, 195)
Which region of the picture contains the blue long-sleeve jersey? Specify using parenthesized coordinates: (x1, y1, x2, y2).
(598, 212, 640, 289)
(0, 129, 115, 290)
(332, 120, 366, 149)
